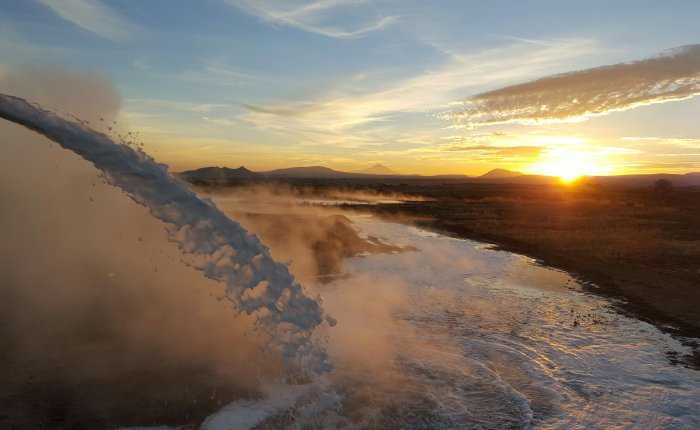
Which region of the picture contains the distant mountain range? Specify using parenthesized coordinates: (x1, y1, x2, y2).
(478, 168, 524, 179)
(178, 165, 405, 182)
(265, 166, 355, 178)
(354, 164, 400, 175)
(180, 166, 260, 181)
(177, 165, 700, 187)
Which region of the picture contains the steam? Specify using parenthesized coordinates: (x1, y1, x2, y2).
(193, 182, 420, 286)
(447, 44, 700, 127)
(0, 67, 289, 427)
(0, 144, 267, 382)
(0, 65, 121, 124)
(0, 66, 415, 427)
(0, 92, 333, 373)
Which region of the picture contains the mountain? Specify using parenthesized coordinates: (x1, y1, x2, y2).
(263, 166, 359, 178)
(354, 164, 400, 175)
(178, 166, 260, 182)
(479, 168, 524, 179)
(177, 165, 700, 187)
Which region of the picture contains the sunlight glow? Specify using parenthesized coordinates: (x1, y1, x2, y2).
(527, 147, 612, 182)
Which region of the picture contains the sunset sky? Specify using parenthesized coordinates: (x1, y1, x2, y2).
(1, 1, 699, 176)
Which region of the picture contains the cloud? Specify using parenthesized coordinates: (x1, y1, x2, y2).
(443, 145, 544, 158)
(625, 161, 700, 171)
(126, 98, 229, 113)
(447, 44, 700, 127)
(622, 137, 700, 148)
(236, 39, 599, 136)
(242, 102, 321, 118)
(226, 0, 398, 38)
(37, 0, 133, 41)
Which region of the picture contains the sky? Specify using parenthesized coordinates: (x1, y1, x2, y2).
(1, 0, 699, 177)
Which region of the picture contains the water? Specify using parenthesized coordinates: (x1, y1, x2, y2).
(0, 93, 332, 373)
(3, 93, 699, 429)
(202, 217, 700, 429)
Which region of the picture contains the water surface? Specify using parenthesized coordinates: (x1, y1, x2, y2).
(206, 216, 700, 429)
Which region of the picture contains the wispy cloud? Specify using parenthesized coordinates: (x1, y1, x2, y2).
(38, 0, 133, 41)
(447, 44, 700, 127)
(125, 98, 230, 113)
(236, 39, 599, 135)
(622, 137, 700, 148)
(180, 59, 276, 88)
(442, 144, 544, 158)
(226, 0, 398, 38)
(622, 161, 700, 172)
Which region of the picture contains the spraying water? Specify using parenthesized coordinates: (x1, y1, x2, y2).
(0, 93, 333, 373)
(4, 92, 700, 429)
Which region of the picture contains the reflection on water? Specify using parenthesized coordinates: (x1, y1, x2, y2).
(204, 217, 700, 429)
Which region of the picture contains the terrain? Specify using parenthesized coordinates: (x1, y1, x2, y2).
(188, 174, 700, 347)
(178, 165, 700, 187)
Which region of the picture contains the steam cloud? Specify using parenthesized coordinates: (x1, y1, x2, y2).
(447, 44, 700, 127)
(0, 90, 334, 371)
(0, 66, 332, 427)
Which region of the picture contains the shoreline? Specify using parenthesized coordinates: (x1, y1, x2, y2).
(336, 183, 700, 371)
(196, 179, 700, 367)
(393, 216, 700, 369)
(419, 219, 698, 335)
(333, 209, 700, 369)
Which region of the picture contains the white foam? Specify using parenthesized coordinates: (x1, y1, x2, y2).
(335, 218, 700, 427)
(202, 381, 340, 430)
(202, 384, 310, 430)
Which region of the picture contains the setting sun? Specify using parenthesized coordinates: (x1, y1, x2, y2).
(527, 147, 612, 182)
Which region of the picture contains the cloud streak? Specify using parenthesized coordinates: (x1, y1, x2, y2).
(442, 144, 544, 158)
(447, 44, 700, 127)
(237, 39, 599, 136)
(226, 0, 398, 38)
(38, 0, 132, 41)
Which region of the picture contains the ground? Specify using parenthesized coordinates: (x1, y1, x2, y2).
(215, 178, 700, 345)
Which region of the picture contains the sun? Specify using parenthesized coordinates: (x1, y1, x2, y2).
(528, 148, 611, 182)
(542, 157, 597, 182)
